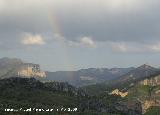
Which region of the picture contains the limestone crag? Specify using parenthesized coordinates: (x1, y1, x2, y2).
(110, 89, 128, 98)
(17, 63, 46, 78)
(140, 75, 160, 86)
(142, 99, 160, 113)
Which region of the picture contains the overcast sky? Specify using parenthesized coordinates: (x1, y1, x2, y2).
(0, 0, 160, 71)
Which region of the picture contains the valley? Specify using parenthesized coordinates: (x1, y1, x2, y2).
(0, 57, 160, 114)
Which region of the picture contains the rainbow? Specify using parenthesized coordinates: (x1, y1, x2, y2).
(48, 11, 75, 73)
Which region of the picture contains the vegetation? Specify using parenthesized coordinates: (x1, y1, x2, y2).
(144, 107, 160, 115)
(0, 77, 130, 115)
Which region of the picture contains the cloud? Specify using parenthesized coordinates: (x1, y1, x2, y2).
(52, 34, 96, 48)
(0, 0, 160, 50)
(108, 41, 160, 53)
(110, 42, 128, 53)
(80, 37, 96, 48)
(148, 42, 160, 52)
(0, 0, 160, 44)
(67, 37, 96, 48)
(21, 33, 45, 45)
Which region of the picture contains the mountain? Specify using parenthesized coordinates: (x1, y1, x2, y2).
(108, 74, 160, 114)
(1, 57, 159, 88)
(2, 57, 160, 114)
(109, 64, 160, 91)
(82, 64, 160, 95)
(0, 57, 135, 87)
(0, 57, 46, 79)
(117, 64, 159, 83)
(125, 74, 160, 114)
(1, 57, 160, 88)
(82, 66, 160, 114)
(44, 67, 134, 86)
(0, 77, 142, 115)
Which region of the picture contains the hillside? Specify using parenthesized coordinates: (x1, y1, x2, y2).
(81, 66, 160, 114)
(85, 72, 160, 114)
(0, 57, 160, 114)
(144, 107, 160, 115)
(126, 74, 160, 114)
(0, 77, 142, 115)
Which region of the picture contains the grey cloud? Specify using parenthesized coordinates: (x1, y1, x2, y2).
(53, 0, 160, 43)
(59, 2, 160, 42)
(104, 41, 160, 53)
(0, 0, 160, 50)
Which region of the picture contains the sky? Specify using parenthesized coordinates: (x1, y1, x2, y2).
(0, 0, 160, 71)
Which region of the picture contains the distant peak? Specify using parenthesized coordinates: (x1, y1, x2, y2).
(138, 64, 155, 69)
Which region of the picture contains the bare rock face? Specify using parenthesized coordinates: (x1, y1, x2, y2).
(110, 89, 128, 98)
(135, 75, 160, 113)
(142, 100, 160, 114)
(0, 57, 46, 78)
(140, 75, 160, 86)
(17, 63, 46, 78)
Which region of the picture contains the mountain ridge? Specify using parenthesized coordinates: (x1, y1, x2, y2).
(0, 57, 160, 87)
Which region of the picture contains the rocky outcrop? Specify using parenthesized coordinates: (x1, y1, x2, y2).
(140, 75, 160, 86)
(17, 63, 46, 78)
(142, 99, 160, 114)
(136, 75, 160, 113)
(0, 57, 46, 79)
(110, 89, 128, 97)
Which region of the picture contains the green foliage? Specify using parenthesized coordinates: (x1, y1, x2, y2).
(0, 77, 126, 115)
(127, 85, 151, 99)
(144, 106, 160, 115)
(81, 83, 109, 95)
(126, 84, 160, 101)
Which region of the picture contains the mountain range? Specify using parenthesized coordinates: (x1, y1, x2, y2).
(0, 57, 160, 87)
(45, 67, 135, 86)
(1, 57, 160, 114)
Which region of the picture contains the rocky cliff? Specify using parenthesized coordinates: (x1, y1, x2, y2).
(140, 75, 160, 86)
(110, 89, 128, 97)
(138, 75, 160, 113)
(0, 58, 46, 78)
(17, 63, 46, 78)
(142, 99, 160, 114)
